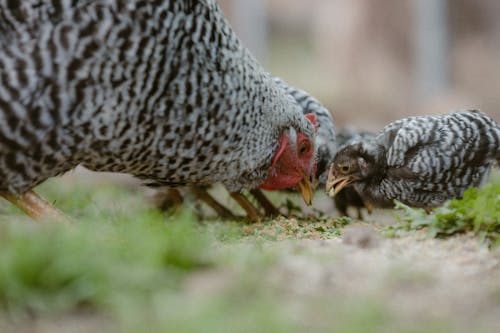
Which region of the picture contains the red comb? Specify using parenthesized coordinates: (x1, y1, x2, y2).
(305, 113, 318, 133)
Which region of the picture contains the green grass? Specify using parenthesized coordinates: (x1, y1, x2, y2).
(0, 179, 344, 332)
(0, 176, 498, 332)
(388, 184, 500, 246)
(0, 179, 387, 332)
(0, 209, 212, 314)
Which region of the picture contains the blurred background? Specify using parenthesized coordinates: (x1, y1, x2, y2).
(219, 0, 500, 131)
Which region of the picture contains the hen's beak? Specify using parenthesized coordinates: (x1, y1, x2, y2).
(297, 169, 314, 205)
(325, 163, 354, 197)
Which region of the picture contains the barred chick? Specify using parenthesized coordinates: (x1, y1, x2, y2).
(326, 110, 500, 209)
(331, 127, 376, 218)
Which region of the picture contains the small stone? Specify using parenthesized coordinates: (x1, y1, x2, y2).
(342, 224, 379, 249)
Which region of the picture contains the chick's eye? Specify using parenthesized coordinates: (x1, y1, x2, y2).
(341, 164, 350, 174)
(299, 141, 311, 155)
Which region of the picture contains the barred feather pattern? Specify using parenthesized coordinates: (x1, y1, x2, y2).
(0, 0, 316, 194)
(354, 110, 500, 208)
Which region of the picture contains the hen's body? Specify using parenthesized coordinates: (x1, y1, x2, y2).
(0, 0, 315, 196)
(153, 78, 336, 217)
(328, 110, 500, 209)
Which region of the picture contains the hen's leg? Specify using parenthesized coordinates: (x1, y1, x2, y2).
(153, 188, 184, 211)
(1, 191, 69, 222)
(249, 189, 282, 218)
(230, 192, 262, 222)
(191, 187, 236, 219)
(364, 202, 374, 215)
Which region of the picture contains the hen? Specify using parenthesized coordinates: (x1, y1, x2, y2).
(326, 110, 500, 209)
(154, 77, 336, 219)
(0, 0, 317, 220)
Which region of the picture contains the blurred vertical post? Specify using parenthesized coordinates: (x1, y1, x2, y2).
(229, 0, 268, 63)
(414, 0, 449, 98)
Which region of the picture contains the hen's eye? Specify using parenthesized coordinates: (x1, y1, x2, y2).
(341, 164, 350, 173)
(299, 141, 311, 155)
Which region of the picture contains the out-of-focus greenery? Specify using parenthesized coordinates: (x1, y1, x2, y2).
(389, 184, 500, 247)
(0, 179, 368, 333)
(0, 176, 497, 332)
(0, 201, 212, 315)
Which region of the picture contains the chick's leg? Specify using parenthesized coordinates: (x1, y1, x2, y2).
(249, 189, 282, 217)
(1, 191, 69, 222)
(356, 209, 364, 221)
(230, 192, 262, 222)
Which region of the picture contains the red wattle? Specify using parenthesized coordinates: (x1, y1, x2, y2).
(272, 134, 289, 166)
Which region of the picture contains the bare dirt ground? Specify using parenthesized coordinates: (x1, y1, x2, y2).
(86, 169, 500, 331)
(265, 228, 500, 331)
(10, 228, 500, 333)
(3, 170, 499, 332)
(190, 210, 500, 332)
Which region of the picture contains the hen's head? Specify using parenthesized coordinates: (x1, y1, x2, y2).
(325, 142, 379, 197)
(260, 113, 318, 205)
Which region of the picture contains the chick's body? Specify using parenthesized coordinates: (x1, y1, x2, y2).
(329, 111, 500, 209)
(0, 0, 315, 196)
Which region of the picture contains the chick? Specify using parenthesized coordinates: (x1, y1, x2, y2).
(326, 110, 500, 209)
(331, 127, 376, 219)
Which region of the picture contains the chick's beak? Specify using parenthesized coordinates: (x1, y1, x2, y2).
(326, 176, 353, 197)
(297, 169, 314, 206)
(325, 163, 354, 197)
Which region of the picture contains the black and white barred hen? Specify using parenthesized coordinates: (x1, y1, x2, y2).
(326, 110, 500, 209)
(0, 0, 318, 220)
(154, 77, 336, 219)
